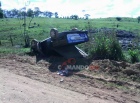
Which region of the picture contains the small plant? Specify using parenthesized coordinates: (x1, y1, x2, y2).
(108, 36, 124, 61)
(90, 34, 109, 59)
(89, 31, 124, 61)
(128, 49, 139, 63)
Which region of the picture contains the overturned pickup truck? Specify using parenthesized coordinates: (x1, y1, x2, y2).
(30, 28, 89, 60)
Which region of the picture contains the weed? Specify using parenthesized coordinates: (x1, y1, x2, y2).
(128, 49, 139, 63)
(89, 32, 124, 61)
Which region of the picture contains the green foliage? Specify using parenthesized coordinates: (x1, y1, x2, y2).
(90, 35, 109, 59)
(54, 12, 58, 18)
(70, 15, 79, 20)
(27, 8, 34, 17)
(84, 14, 90, 20)
(109, 37, 124, 60)
(34, 7, 40, 17)
(11, 9, 18, 16)
(137, 16, 140, 23)
(0, 8, 3, 18)
(128, 49, 139, 63)
(116, 17, 122, 21)
(89, 33, 124, 61)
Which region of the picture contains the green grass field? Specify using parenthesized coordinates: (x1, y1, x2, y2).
(0, 17, 140, 56)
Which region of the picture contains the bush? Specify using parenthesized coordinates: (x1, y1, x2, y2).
(90, 35, 109, 59)
(128, 49, 139, 63)
(116, 17, 122, 21)
(137, 16, 140, 23)
(0, 8, 3, 18)
(89, 32, 124, 61)
(109, 37, 124, 60)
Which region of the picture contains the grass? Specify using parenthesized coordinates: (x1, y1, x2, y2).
(105, 82, 131, 92)
(0, 47, 30, 55)
(88, 32, 125, 61)
(0, 17, 140, 56)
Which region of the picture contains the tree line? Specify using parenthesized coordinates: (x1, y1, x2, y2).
(0, 8, 90, 19)
(1, 1, 139, 21)
(0, 1, 90, 19)
(1, 8, 58, 18)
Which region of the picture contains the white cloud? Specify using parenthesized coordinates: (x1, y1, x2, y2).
(1, 0, 140, 18)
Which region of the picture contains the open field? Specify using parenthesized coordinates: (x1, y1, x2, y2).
(1, 17, 140, 61)
(0, 17, 140, 47)
(0, 17, 140, 56)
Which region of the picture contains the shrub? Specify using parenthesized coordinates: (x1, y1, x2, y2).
(137, 16, 140, 23)
(0, 8, 3, 18)
(128, 49, 139, 63)
(89, 34, 109, 59)
(116, 17, 122, 21)
(108, 36, 124, 60)
(89, 32, 124, 61)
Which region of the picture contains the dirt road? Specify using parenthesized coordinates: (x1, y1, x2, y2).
(0, 55, 140, 103)
(0, 68, 106, 103)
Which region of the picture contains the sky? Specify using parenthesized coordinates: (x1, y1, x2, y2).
(0, 0, 140, 18)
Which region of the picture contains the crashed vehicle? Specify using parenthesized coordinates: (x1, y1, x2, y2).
(30, 28, 89, 60)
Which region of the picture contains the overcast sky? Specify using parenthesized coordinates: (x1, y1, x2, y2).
(0, 0, 140, 18)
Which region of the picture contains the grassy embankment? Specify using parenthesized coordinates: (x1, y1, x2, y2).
(0, 17, 140, 60)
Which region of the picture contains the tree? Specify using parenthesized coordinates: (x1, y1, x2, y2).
(11, 9, 18, 16)
(54, 12, 58, 18)
(0, 8, 3, 18)
(19, 7, 26, 16)
(27, 8, 33, 17)
(0, 1, 3, 18)
(19, 10, 25, 17)
(116, 17, 122, 21)
(70, 15, 78, 20)
(84, 14, 90, 20)
(48, 11, 53, 18)
(137, 16, 140, 23)
(34, 7, 40, 17)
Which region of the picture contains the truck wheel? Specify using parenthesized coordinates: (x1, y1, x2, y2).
(30, 39, 38, 54)
(50, 28, 58, 40)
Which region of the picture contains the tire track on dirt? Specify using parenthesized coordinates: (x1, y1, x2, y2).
(0, 55, 140, 103)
